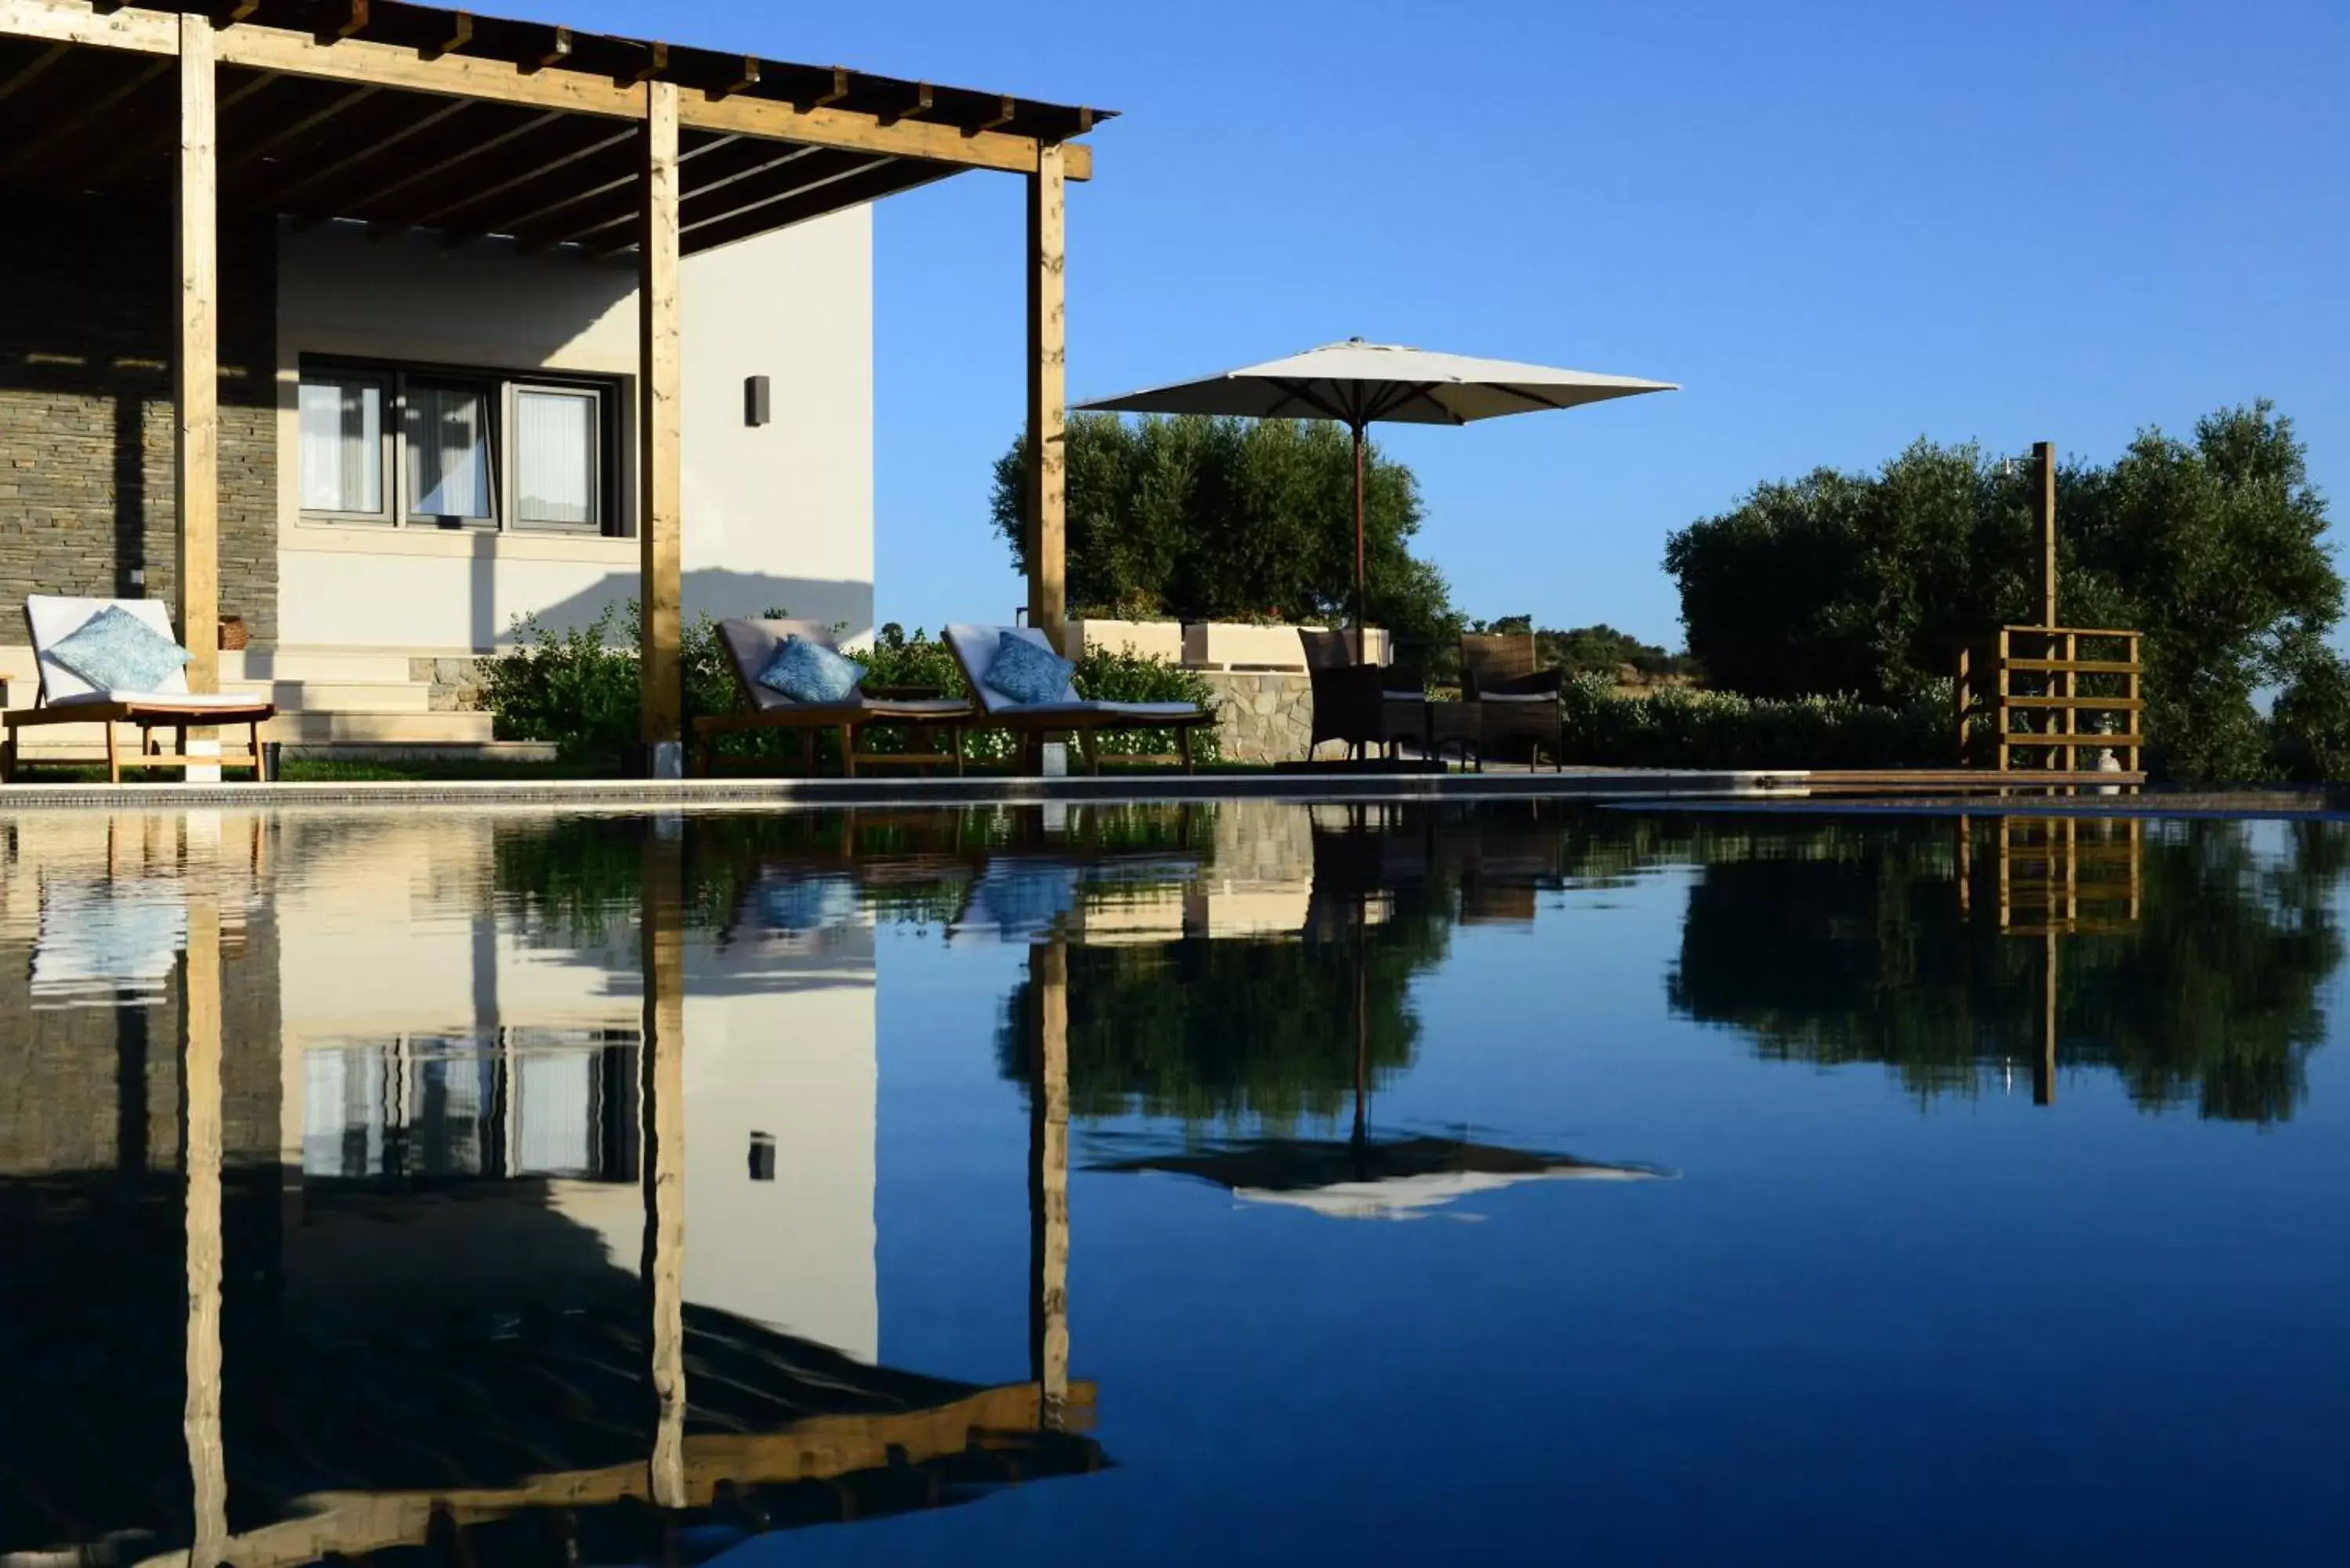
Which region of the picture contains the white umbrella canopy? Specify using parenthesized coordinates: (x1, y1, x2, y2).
(1080, 338, 1677, 428)
(1076, 339, 1677, 659)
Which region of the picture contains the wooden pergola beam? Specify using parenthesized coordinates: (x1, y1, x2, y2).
(0, 2, 1097, 179)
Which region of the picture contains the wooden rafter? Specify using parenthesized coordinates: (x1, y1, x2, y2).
(800, 64, 850, 110)
(709, 52, 757, 100)
(677, 156, 952, 257)
(0, 52, 169, 178)
(504, 130, 750, 247)
(352, 106, 562, 229)
(260, 91, 468, 204)
(519, 22, 569, 74)
(616, 38, 665, 87)
(0, 38, 67, 103)
(421, 9, 470, 60)
(877, 80, 931, 127)
(968, 93, 1015, 136)
(222, 81, 379, 176)
(574, 143, 842, 250)
(90, 64, 276, 185)
(414, 121, 634, 231)
(315, 0, 367, 46)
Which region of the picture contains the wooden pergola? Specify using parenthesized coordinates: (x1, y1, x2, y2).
(0, 0, 1096, 770)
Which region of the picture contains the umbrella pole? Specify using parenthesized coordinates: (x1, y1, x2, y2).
(1352, 421, 1368, 665)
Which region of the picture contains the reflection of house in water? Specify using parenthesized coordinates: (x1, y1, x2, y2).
(0, 810, 1096, 1568)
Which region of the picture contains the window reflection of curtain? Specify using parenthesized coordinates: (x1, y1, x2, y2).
(298, 378, 381, 512)
(408, 383, 492, 518)
(516, 390, 595, 526)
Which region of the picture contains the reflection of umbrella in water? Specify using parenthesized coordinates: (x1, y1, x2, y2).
(1095, 1133, 1663, 1221)
(1091, 886, 1666, 1219)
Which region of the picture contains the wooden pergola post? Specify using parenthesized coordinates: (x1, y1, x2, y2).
(181, 891, 229, 1568)
(175, 12, 219, 707)
(638, 79, 684, 776)
(1025, 143, 1068, 652)
(1027, 930, 1070, 1430)
(2030, 439, 2058, 628)
(640, 820, 688, 1508)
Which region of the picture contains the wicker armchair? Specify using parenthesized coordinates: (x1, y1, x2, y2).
(1301, 629, 1427, 761)
(1459, 631, 1565, 769)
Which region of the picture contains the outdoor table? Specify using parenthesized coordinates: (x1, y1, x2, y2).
(1479, 699, 1566, 771)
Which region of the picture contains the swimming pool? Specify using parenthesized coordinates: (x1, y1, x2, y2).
(2, 800, 2345, 1565)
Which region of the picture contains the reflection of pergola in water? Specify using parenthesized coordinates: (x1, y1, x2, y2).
(135, 825, 1093, 1568)
(1956, 812, 2146, 1107)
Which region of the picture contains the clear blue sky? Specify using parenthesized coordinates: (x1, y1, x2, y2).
(560, 0, 2349, 649)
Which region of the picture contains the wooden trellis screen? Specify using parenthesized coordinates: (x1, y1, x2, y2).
(1955, 627, 2143, 773)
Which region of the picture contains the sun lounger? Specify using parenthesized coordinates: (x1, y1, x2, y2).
(943, 623, 1215, 774)
(694, 618, 974, 778)
(5, 596, 274, 783)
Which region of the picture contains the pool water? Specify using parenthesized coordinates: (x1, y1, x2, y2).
(2, 801, 2347, 1566)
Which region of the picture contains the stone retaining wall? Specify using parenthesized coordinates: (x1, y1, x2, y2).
(1201, 671, 1314, 764)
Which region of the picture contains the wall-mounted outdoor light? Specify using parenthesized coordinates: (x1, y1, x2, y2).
(745, 374, 771, 428)
(747, 1130, 776, 1181)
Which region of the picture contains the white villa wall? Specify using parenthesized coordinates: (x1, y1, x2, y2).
(274, 213, 873, 654)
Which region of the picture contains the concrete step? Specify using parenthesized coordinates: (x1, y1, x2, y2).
(261, 710, 495, 745)
(223, 680, 434, 714)
(240, 647, 439, 685)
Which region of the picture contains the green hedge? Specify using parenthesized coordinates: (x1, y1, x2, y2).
(1558, 676, 1950, 770)
(480, 606, 1222, 766)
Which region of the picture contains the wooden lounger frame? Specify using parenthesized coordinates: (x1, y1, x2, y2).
(3, 700, 274, 783)
(945, 635, 1213, 775)
(692, 695, 970, 779)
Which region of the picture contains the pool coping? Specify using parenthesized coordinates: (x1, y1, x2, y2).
(0, 768, 1808, 812)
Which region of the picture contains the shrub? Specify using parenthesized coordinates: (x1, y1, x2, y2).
(1557, 675, 1949, 771)
(483, 609, 1221, 768)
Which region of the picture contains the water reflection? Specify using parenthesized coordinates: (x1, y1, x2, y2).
(1, 800, 2345, 1563)
(0, 811, 1100, 1568)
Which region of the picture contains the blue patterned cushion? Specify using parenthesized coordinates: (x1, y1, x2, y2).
(987, 632, 1075, 706)
(754, 636, 864, 704)
(48, 605, 190, 693)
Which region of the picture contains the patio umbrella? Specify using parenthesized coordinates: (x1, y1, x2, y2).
(1093, 1133, 1665, 1221)
(1079, 339, 1677, 659)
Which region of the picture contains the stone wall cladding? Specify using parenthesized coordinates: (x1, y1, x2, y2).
(0, 194, 278, 644)
(412, 656, 492, 713)
(1200, 671, 1314, 765)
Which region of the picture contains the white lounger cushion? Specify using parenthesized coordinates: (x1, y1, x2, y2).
(45, 690, 266, 711)
(26, 595, 191, 704)
(944, 623, 1082, 713)
(944, 623, 1206, 719)
(996, 700, 1200, 718)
